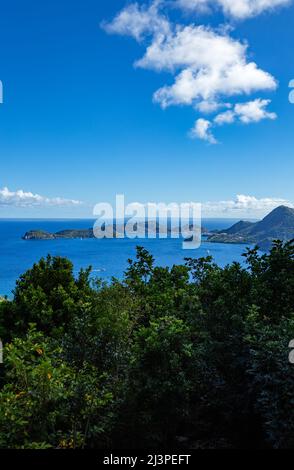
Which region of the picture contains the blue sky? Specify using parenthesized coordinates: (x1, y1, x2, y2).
(0, 0, 294, 218)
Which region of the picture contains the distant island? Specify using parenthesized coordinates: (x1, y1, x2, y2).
(23, 221, 208, 241)
(207, 205, 294, 251)
(22, 206, 294, 251)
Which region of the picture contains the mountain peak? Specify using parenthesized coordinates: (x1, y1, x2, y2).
(266, 205, 294, 216)
(259, 205, 294, 228)
(207, 204, 294, 250)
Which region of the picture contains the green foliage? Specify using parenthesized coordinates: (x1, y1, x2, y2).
(245, 305, 294, 448)
(0, 255, 92, 339)
(0, 241, 294, 449)
(123, 316, 195, 446)
(0, 327, 113, 449)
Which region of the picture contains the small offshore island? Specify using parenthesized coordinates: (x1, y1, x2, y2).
(22, 221, 210, 240)
(22, 206, 294, 251)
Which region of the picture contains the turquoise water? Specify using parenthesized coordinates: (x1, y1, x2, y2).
(0, 219, 251, 297)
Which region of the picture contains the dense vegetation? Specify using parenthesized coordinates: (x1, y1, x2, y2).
(0, 240, 294, 449)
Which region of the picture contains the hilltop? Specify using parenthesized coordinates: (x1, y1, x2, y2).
(208, 205, 294, 250)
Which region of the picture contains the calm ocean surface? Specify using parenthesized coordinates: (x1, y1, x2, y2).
(0, 219, 252, 297)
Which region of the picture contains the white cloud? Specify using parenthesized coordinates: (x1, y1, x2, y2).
(105, 5, 276, 105)
(176, 0, 292, 19)
(103, 1, 283, 143)
(196, 100, 231, 114)
(234, 98, 277, 123)
(141, 25, 276, 107)
(202, 194, 294, 217)
(102, 1, 170, 41)
(0, 187, 82, 208)
(214, 98, 277, 125)
(197, 99, 277, 142)
(190, 118, 217, 143)
(176, 0, 211, 13)
(214, 110, 236, 125)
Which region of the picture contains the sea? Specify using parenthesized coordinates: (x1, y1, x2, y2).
(0, 218, 253, 298)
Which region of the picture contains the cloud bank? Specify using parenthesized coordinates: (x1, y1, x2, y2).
(0, 187, 82, 208)
(103, 0, 291, 143)
(202, 194, 293, 217)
